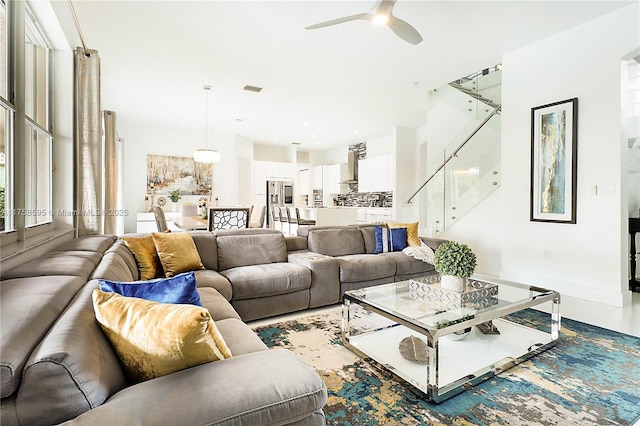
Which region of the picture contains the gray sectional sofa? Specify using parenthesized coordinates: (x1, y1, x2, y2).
(0, 225, 442, 425)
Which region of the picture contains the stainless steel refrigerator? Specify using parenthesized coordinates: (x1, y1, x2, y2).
(266, 180, 293, 227)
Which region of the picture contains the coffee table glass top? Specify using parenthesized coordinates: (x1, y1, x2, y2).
(344, 274, 559, 338)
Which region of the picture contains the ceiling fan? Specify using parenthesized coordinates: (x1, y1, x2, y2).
(305, 0, 423, 45)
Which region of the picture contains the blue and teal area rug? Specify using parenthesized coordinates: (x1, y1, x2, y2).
(252, 307, 640, 425)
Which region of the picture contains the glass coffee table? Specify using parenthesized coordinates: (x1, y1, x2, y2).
(342, 274, 561, 403)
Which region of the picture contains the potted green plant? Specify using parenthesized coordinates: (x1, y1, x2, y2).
(433, 240, 477, 292)
(168, 189, 182, 211)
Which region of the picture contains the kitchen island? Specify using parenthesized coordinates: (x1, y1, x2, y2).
(297, 207, 358, 227)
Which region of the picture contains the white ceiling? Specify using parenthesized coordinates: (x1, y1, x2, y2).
(51, 0, 632, 150)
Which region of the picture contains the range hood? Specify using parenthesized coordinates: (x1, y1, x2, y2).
(340, 151, 358, 183)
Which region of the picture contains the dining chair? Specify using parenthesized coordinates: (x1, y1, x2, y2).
(249, 206, 266, 228)
(153, 205, 170, 232)
(208, 207, 250, 231)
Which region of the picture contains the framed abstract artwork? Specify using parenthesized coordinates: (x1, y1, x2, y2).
(530, 98, 578, 224)
(147, 154, 213, 196)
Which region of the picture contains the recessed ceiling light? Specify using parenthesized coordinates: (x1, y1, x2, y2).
(273, 137, 278, 141)
(311, 134, 316, 138)
(353, 129, 359, 134)
(303, 123, 309, 127)
(243, 85, 262, 93)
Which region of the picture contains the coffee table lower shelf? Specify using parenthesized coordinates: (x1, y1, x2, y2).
(343, 317, 556, 403)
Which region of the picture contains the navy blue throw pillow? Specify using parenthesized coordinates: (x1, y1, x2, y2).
(98, 271, 202, 306)
(373, 226, 408, 254)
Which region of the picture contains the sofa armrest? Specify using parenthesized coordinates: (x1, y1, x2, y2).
(288, 251, 341, 308)
(61, 349, 327, 426)
(285, 235, 308, 252)
(420, 236, 448, 252)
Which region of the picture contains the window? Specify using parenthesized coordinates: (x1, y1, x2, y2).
(24, 9, 52, 228)
(1, 2, 54, 239)
(0, 0, 12, 233)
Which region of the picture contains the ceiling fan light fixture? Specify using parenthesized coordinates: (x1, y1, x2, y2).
(372, 13, 389, 26)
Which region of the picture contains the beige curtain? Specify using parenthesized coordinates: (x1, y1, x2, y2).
(74, 47, 102, 236)
(103, 110, 120, 235)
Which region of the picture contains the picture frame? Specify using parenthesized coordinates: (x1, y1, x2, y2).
(530, 98, 578, 224)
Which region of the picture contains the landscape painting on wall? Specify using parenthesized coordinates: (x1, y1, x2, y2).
(530, 98, 578, 224)
(147, 154, 213, 196)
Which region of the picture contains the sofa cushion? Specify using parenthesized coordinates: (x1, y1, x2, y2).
(215, 317, 268, 356)
(358, 226, 379, 254)
(58, 350, 327, 426)
(0, 275, 86, 398)
(91, 251, 137, 282)
(122, 235, 163, 280)
(1, 252, 103, 280)
(307, 228, 365, 257)
(98, 271, 202, 306)
(336, 254, 396, 283)
(54, 235, 117, 253)
(222, 263, 311, 301)
(104, 240, 139, 280)
(217, 233, 287, 271)
(190, 231, 218, 271)
(15, 284, 127, 425)
(198, 287, 241, 321)
(152, 232, 205, 277)
(379, 251, 436, 276)
(193, 269, 233, 300)
(92, 290, 232, 383)
(373, 226, 407, 253)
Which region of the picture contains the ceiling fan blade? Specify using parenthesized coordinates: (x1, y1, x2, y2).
(387, 15, 423, 45)
(305, 13, 370, 30)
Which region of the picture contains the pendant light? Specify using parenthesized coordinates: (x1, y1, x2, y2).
(194, 85, 220, 163)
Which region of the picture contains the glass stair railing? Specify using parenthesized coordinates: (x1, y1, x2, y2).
(408, 67, 502, 237)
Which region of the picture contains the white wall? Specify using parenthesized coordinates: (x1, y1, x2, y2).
(118, 120, 253, 233)
(499, 4, 638, 306)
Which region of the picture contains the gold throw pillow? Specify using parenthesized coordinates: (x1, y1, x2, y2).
(387, 222, 420, 247)
(122, 235, 164, 280)
(92, 289, 232, 383)
(152, 232, 205, 277)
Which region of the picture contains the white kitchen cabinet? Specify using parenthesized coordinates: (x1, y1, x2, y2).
(322, 164, 340, 195)
(298, 169, 310, 195)
(265, 162, 295, 180)
(358, 155, 393, 192)
(312, 165, 323, 190)
(253, 161, 267, 194)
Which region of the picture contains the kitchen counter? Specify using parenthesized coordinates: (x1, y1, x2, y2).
(297, 207, 358, 227)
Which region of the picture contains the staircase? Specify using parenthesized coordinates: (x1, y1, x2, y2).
(408, 67, 502, 237)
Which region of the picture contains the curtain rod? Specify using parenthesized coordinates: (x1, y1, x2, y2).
(67, 0, 90, 57)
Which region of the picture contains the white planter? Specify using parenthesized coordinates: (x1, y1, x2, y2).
(440, 275, 466, 292)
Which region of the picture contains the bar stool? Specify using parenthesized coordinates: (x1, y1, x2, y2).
(277, 207, 287, 234)
(285, 207, 298, 236)
(296, 207, 316, 226)
(271, 206, 281, 231)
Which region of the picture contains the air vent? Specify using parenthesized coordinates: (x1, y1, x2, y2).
(296, 151, 310, 164)
(243, 85, 263, 93)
